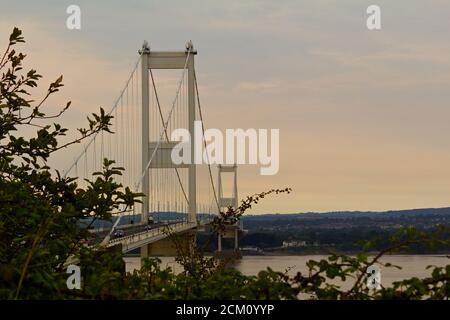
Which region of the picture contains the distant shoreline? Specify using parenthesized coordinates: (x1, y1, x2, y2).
(241, 251, 450, 257)
(124, 252, 449, 258)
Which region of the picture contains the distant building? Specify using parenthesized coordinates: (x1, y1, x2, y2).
(282, 240, 307, 248)
(240, 246, 262, 253)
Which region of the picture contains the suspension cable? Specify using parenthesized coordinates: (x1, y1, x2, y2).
(194, 69, 220, 212)
(63, 55, 142, 178)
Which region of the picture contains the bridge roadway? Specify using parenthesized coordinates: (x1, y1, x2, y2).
(91, 221, 179, 243)
(65, 220, 204, 267)
(88, 220, 209, 253)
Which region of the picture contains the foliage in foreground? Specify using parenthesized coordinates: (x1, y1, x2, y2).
(0, 28, 449, 300)
(0, 27, 141, 299)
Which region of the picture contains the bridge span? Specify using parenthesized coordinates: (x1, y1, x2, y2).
(64, 42, 242, 260)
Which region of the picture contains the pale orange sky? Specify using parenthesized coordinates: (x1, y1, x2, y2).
(2, 1, 450, 213)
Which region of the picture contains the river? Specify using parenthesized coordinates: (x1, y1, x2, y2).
(124, 254, 448, 289)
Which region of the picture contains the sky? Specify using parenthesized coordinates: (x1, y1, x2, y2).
(1, 0, 450, 213)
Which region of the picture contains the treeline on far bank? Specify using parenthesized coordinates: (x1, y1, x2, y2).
(197, 210, 450, 254)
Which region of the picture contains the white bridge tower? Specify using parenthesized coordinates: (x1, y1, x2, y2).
(217, 164, 240, 252)
(140, 41, 197, 224)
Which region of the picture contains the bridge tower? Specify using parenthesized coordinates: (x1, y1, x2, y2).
(216, 164, 240, 252)
(140, 41, 197, 224)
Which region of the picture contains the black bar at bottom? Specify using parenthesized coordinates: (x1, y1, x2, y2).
(0, 300, 445, 319)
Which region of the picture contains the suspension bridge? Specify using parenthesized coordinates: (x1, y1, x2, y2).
(62, 41, 241, 257)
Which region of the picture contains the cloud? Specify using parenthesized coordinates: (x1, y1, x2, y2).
(237, 80, 280, 91)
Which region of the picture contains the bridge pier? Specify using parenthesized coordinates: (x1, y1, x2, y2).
(217, 224, 240, 253)
(140, 230, 197, 258)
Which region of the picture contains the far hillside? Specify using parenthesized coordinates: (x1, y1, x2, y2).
(228, 207, 450, 254)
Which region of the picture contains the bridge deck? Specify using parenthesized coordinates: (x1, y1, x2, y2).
(107, 220, 209, 252)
